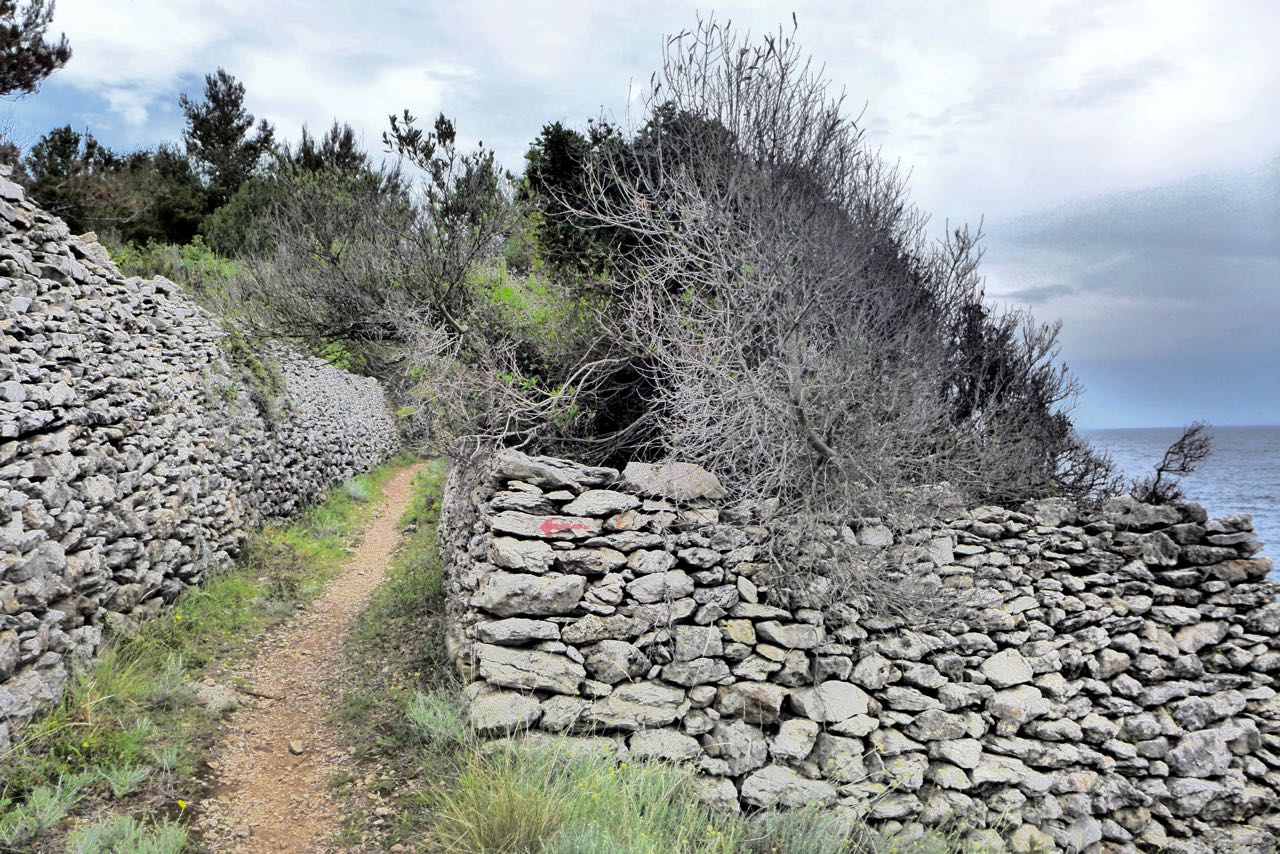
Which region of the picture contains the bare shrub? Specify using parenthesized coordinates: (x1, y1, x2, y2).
(1131, 422, 1212, 505)
(236, 113, 516, 383)
(568, 20, 1113, 504)
(539, 18, 1121, 610)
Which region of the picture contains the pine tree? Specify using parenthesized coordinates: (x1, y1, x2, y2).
(179, 68, 274, 209)
(0, 0, 70, 97)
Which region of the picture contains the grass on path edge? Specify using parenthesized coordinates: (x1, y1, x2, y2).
(0, 456, 416, 853)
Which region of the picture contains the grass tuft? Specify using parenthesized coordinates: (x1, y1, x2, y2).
(65, 813, 188, 854)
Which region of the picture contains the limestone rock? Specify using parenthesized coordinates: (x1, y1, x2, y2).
(626, 571, 695, 604)
(490, 511, 602, 540)
(740, 765, 837, 809)
(488, 537, 556, 573)
(469, 691, 542, 736)
(587, 681, 685, 729)
(980, 649, 1033, 688)
(811, 732, 866, 782)
(629, 727, 702, 761)
(756, 621, 825, 650)
(702, 720, 768, 776)
(673, 625, 723, 661)
(771, 719, 819, 761)
(988, 685, 1050, 724)
(561, 489, 642, 517)
(473, 571, 586, 617)
(622, 461, 726, 501)
(583, 640, 649, 684)
(717, 682, 789, 725)
(789, 681, 870, 723)
(476, 618, 560, 645)
(474, 644, 584, 695)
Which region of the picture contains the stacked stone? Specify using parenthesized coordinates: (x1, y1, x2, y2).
(444, 449, 1280, 853)
(1, 172, 398, 747)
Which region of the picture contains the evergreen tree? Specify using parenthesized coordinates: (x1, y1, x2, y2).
(0, 0, 70, 97)
(179, 68, 274, 209)
(23, 124, 130, 232)
(118, 145, 206, 244)
(293, 120, 367, 173)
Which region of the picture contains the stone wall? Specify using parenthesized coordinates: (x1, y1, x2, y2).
(442, 449, 1280, 853)
(0, 173, 398, 746)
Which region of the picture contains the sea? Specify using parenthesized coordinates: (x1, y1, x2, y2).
(1084, 426, 1280, 562)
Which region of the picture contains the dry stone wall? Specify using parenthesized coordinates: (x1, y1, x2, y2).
(0, 173, 398, 747)
(443, 449, 1280, 853)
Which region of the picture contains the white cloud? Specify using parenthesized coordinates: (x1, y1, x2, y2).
(47, 1, 1280, 220)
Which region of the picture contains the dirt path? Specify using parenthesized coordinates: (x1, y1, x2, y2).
(198, 464, 423, 853)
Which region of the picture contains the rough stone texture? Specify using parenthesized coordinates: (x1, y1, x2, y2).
(0, 179, 397, 746)
(442, 449, 1280, 848)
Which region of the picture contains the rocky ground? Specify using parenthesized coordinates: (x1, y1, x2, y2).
(195, 464, 423, 853)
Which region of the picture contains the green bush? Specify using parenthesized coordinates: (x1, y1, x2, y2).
(109, 236, 244, 306)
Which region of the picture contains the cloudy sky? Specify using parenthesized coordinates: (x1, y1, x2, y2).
(7, 0, 1278, 428)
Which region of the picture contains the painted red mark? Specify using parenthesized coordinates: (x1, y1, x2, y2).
(540, 517, 590, 536)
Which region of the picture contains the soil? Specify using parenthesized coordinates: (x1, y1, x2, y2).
(197, 464, 423, 853)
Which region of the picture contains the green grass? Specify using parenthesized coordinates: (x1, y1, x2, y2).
(109, 237, 244, 308)
(65, 814, 187, 854)
(0, 458, 413, 852)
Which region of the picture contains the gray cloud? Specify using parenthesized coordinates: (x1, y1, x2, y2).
(997, 283, 1076, 304)
(984, 158, 1280, 427)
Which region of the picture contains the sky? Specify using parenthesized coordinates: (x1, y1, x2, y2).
(5, 0, 1278, 428)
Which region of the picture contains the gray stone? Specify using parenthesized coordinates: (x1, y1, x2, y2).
(927, 738, 983, 770)
(628, 728, 702, 761)
(626, 571, 695, 604)
(811, 732, 866, 782)
(906, 709, 967, 742)
(980, 649, 1034, 688)
(473, 571, 586, 617)
(477, 618, 560, 645)
(717, 682, 788, 725)
(771, 719, 819, 761)
(1166, 730, 1231, 778)
(474, 643, 585, 695)
(561, 489, 642, 517)
(673, 625, 723, 661)
(971, 754, 1052, 793)
(740, 765, 837, 809)
(469, 691, 542, 736)
(491, 511, 602, 540)
(662, 657, 731, 687)
(488, 536, 556, 573)
(693, 775, 740, 812)
(622, 461, 726, 501)
(756, 621, 825, 650)
(702, 720, 768, 776)
(789, 681, 870, 723)
(855, 660, 896, 691)
(556, 547, 628, 575)
(587, 681, 685, 729)
(538, 695, 591, 732)
(584, 640, 649, 684)
(1174, 621, 1227, 654)
(988, 685, 1050, 723)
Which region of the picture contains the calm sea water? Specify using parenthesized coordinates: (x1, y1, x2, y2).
(1084, 426, 1280, 561)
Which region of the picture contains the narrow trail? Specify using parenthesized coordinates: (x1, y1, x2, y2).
(198, 464, 423, 853)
